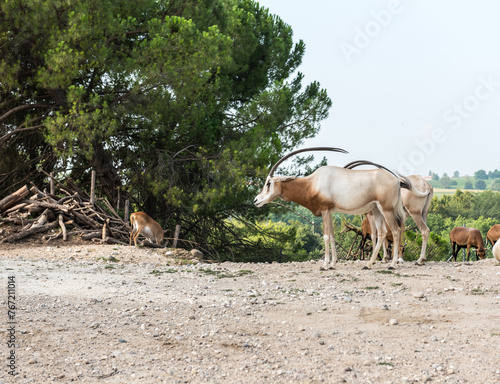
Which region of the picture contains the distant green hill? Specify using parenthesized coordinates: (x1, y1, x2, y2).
(428, 175, 500, 193)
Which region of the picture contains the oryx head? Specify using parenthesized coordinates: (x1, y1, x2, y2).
(253, 146, 348, 207)
(253, 175, 291, 207)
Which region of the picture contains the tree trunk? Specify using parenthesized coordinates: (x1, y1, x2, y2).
(89, 141, 121, 206)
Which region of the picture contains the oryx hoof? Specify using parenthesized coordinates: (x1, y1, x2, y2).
(387, 266, 395, 270)
(415, 260, 425, 266)
(320, 266, 335, 271)
(362, 266, 370, 270)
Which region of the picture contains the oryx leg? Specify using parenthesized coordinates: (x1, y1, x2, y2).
(363, 208, 387, 269)
(320, 210, 336, 270)
(380, 210, 402, 270)
(366, 212, 389, 263)
(397, 220, 405, 263)
(381, 239, 390, 263)
(413, 214, 430, 265)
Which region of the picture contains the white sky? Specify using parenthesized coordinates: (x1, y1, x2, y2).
(258, 0, 500, 177)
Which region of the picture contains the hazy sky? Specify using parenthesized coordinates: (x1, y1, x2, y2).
(258, 0, 500, 177)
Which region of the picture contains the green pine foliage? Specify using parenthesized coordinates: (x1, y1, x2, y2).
(1, 0, 331, 259)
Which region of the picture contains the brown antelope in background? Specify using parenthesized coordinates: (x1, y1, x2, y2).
(486, 224, 500, 246)
(129, 211, 164, 246)
(449, 226, 485, 261)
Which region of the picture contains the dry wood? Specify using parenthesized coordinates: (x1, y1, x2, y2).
(142, 240, 165, 249)
(0, 185, 29, 212)
(90, 170, 96, 205)
(58, 214, 67, 241)
(31, 208, 52, 228)
(101, 221, 107, 240)
(1, 220, 59, 243)
(72, 211, 100, 229)
(3, 202, 30, 215)
(45, 231, 62, 242)
(124, 200, 129, 224)
(33, 200, 70, 213)
(82, 231, 102, 241)
(50, 172, 55, 195)
(173, 224, 181, 248)
(0, 176, 164, 247)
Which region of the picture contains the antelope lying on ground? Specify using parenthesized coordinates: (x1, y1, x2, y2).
(254, 148, 426, 270)
(344, 161, 433, 265)
(129, 211, 164, 246)
(486, 224, 500, 246)
(449, 226, 485, 261)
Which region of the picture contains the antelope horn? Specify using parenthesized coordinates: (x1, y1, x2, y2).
(343, 160, 398, 178)
(269, 147, 348, 177)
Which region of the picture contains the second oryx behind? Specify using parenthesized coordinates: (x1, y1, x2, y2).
(253, 148, 426, 270)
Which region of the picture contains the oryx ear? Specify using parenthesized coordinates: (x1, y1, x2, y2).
(276, 176, 296, 183)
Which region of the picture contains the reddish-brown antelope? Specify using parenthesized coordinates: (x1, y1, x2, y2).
(254, 148, 425, 270)
(486, 224, 500, 246)
(129, 211, 164, 246)
(449, 226, 485, 261)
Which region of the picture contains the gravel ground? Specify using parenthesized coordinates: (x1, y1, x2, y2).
(1, 241, 500, 383)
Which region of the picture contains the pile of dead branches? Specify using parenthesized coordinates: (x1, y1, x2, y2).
(0, 180, 134, 246)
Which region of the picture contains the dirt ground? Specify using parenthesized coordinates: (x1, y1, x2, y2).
(1, 240, 500, 384)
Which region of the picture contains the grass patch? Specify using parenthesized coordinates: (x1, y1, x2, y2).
(150, 269, 178, 276)
(97, 256, 119, 263)
(377, 362, 394, 366)
(198, 268, 254, 279)
(365, 286, 379, 290)
(471, 288, 485, 295)
(376, 270, 395, 275)
(376, 270, 403, 277)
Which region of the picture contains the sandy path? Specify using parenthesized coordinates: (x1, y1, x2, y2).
(1, 243, 500, 383)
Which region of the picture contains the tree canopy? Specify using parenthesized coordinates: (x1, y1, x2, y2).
(1, 0, 332, 257)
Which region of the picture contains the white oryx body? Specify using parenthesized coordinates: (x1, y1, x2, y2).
(255, 165, 413, 269)
(493, 235, 500, 263)
(344, 161, 433, 265)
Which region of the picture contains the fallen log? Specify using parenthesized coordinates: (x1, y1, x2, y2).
(0, 185, 29, 212)
(1, 220, 59, 243)
(82, 231, 102, 241)
(92, 236, 128, 246)
(33, 200, 70, 213)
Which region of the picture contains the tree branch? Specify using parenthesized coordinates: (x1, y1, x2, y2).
(0, 104, 51, 123)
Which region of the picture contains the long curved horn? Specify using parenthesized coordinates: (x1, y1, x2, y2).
(269, 147, 348, 177)
(343, 160, 398, 178)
